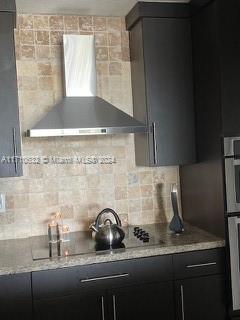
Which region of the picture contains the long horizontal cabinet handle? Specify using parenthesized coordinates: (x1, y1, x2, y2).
(186, 262, 217, 268)
(80, 273, 130, 283)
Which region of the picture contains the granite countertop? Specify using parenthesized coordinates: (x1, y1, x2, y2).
(0, 223, 225, 276)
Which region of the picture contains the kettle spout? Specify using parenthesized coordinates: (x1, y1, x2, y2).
(89, 223, 98, 232)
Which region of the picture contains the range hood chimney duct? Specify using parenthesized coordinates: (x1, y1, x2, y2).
(27, 35, 148, 138)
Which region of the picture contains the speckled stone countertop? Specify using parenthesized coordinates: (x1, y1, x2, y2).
(0, 223, 225, 276)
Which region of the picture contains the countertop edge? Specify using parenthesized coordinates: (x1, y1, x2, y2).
(0, 240, 225, 276)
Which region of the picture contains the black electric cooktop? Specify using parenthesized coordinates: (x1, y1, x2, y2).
(31, 224, 165, 260)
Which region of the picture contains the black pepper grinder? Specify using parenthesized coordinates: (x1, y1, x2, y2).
(169, 183, 184, 234)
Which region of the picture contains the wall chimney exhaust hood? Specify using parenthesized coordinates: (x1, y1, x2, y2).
(27, 35, 148, 137)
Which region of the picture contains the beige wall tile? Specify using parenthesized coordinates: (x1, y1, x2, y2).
(20, 45, 35, 60)
(36, 46, 51, 59)
(50, 31, 64, 46)
(115, 187, 127, 200)
(0, 13, 180, 240)
(79, 16, 93, 31)
(122, 47, 130, 61)
(109, 46, 122, 61)
(37, 62, 52, 75)
(17, 15, 33, 29)
(38, 76, 54, 90)
(107, 17, 122, 32)
(128, 199, 141, 213)
(14, 30, 20, 60)
(34, 16, 49, 30)
(64, 16, 79, 31)
(19, 30, 34, 45)
(93, 17, 107, 31)
(95, 32, 108, 47)
(141, 185, 153, 197)
(49, 16, 64, 30)
(142, 198, 153, 211)
(18, 76, 38, 90)
(96, 47, 109, 61)
(109, 62, 122, 75)
(35, 31, 50, 45)
(114, 174, 127, 186)
(16, 61, 38, 77)
(13, 194, 29, 209)
(108, 32, 121, 46)
(60, 205, 74, 219)
(139, 171, 153, 185)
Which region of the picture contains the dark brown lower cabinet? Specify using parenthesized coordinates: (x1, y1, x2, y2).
(109, 281, 175, 320)
(33, 282, 175, 320)
(175, 275, 227, 320)
(0, 249, 226, 320)
(34, 292, 105, 320)
(0, 273, 32, 320)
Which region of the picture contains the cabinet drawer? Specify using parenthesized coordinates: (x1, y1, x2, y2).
(173, 248, 225, 279)
(32, 255, 173, 299)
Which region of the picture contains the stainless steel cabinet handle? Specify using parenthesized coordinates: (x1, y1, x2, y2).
(152, 122, 158, 165)
(186, 262, 217, 268)
(12, 127, 18, 173)
(101, 296, 105, 320)
(180, 285, 185, 320)
(113, 295, 117, 320)
(80, 273, 129, 283)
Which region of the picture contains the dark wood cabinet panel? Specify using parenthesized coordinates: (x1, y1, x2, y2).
(31, 249, 226, 320)
(109, 281, 175, 320)
(0, 273, 32, 320)
(34, 293, 104, 320)
(32, 255, 173, 299)
(143, 18, 195, 166)
(180, 0, 228, 239)
(0, 0, 16, 12)
(0, 11, 22, 177)
(218, 0, 240, 136)
(173, 248, 225, 279)
(127, 4, 195, 167)
(175, 275, 227, 320)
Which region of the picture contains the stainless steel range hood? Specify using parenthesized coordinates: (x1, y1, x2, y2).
(27, 35, 148, 137)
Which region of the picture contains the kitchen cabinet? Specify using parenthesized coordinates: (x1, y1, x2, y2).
(126, 3, 196, 166)
(32, 255, 173, 319)
(0, 273, 32, 320)
(175, 275, 226, 320)
(173, 249, 227, 320)
(34, 292, 104, 320)
(109, 281, 175, 320)
(0, 0, 16, 12)
(0, 9, 22, 177)
(31, 248, 226, 320)
(180, 0, 240, 238)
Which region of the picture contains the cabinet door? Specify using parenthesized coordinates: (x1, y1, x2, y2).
(143, 18, 195, 166)
(219, 0, 240, 135)
(130, 17, 195, 167)
(175, 275, 227, 320)
(109, 281, 175, 320)
(0, 12, 22, 177)
(34, 293, 106, 320)
(0, 273, 32, 320)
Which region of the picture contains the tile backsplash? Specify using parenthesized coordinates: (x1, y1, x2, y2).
(0, 14, 180, 240)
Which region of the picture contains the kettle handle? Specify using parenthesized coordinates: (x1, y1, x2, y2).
(95, 208, 122, 228)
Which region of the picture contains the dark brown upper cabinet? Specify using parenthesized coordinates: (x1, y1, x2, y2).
(0, 2, 22, 177)
(180, 0, 240, 239)
(191, 0, 240, 143)
(126, 3, 196, 167)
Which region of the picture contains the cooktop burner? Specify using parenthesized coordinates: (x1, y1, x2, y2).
(31, 224, 165, 261)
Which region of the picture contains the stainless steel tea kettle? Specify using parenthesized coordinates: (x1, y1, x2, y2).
(90, 208, 125, 246)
